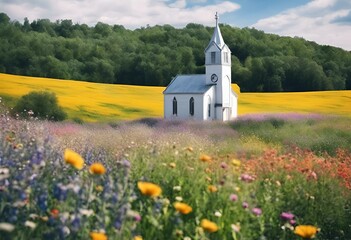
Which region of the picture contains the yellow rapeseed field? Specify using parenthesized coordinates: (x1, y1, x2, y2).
(1, 73, 350, 121)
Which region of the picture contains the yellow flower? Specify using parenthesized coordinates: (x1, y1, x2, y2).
(294, 225, 320, 239)
(90, 232, 108, 240)
(137, 181, 162, 197)
(174, 202, 192, 214)
(232, 159, 241, 167)
(95, 185, 104, 192)
(206, 176, 212, 182)
(89, 163, 106, 175)
(64, 149, 84, 170)
(186, 147, 193, 152)
(169, 162, 176, 168)
(201, 219, 219, 233)
(199, 154, 212, 162)
(208, 185, 218, 193)
(133, 236, 143, 240)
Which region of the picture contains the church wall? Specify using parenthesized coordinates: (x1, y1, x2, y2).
(231, 93, 238, 118)
(164, 94, 204, 120)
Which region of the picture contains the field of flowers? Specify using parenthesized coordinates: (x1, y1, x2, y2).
(1, 73, 351, 122)
(1, 102, 351, 239)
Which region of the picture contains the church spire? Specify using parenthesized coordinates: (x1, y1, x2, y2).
(209, 12, 225, 49)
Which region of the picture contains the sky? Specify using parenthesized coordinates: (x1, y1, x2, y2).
(1, 0, 351, 51)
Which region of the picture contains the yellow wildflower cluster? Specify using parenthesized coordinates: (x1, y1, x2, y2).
(89, 163, 106, 175)
(90, 232, 107, 240)
(137, 181, 162, 197)
(200, 219, 219, 233)
(64, 149, 84, 170)
(294, 225, 320, 239)
(173, 202, 192, 215)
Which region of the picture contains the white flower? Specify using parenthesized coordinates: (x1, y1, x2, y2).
(214, 211, 222, 217)
(0, 168, 10, 181)
(25, 221, 37, 229)
(0, 222, 15, 232)
(173, 186, 181, 191)
(62, 226, 70, 236)
(231, 223, 241, 232)
(79, 209, 94, 217)
(175, 196, 183, 202)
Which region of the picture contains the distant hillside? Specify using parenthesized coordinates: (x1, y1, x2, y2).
(0, 12, 351, 92)
(1, 73, 351, 122)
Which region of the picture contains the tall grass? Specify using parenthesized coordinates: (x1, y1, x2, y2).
(230, 114, 351, 155)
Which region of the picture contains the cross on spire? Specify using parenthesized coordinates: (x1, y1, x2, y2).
(215, 12, 219, 26)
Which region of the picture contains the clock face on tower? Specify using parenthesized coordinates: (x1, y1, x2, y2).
(211, 74, 218, 83)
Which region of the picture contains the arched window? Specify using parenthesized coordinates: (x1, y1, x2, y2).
(208, 96, 211, 118)
(173, 97, 177, 115)
(189, 97, 194, 116)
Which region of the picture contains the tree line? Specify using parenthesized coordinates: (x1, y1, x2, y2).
(1, 12, 351, 92)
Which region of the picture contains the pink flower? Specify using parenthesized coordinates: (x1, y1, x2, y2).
(134, 214, 142, 222)
(280, 212, 295, 221)
(230, 194, 238, 202)
(240, 174, 254, 183)
(252, 208, 262, 216)
(220, 162, 228, 169)
(242, 202, 249, 209)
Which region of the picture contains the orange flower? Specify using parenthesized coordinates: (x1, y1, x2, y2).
(201, 219, 219, 233)
(208, 185, 218, 192)
(133, 236, 143, 240)
(294, 225, 320, 239)
(199, 154, 212, 162)
(174, 202, 192, 214)
(137, 181, 162, 197)
(89, 163, 106, 175)
(64, 149, 84, 170)
(90, 232, 108, 240)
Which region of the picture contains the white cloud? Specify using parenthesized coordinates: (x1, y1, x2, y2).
(252, 0, 351, 51)
(0, 0, 240, 28)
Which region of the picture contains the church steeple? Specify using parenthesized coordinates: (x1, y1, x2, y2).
(205, 13, 232, 120)
(209, 12, 225, 49)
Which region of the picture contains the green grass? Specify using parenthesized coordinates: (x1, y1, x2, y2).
(230, 116, 351, 155)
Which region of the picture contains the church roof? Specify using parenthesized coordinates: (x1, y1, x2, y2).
(163, 74, 214, 94)
(205, 13, 225, 51)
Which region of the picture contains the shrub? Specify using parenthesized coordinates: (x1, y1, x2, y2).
(12, 91, 67, 121)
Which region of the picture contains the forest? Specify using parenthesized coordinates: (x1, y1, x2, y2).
(1, 12, 351, 92)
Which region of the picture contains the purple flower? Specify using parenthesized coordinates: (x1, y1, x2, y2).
(229, 194, 238, 202)
(242, 202, 249, 209)
(122, 159, 131, 168)
(280, 212, 295, 221)
(252, 207, 262, 216)
(289, 219, 296, 225)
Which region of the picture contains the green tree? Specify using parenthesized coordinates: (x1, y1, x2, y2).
(12, 91, 67, 121)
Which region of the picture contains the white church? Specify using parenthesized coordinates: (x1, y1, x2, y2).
(163, 13, 239, 121)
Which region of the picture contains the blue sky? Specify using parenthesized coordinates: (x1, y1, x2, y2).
(1, 0, 351, 50)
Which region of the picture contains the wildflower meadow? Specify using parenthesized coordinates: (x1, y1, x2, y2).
(1, 104, 351, 239)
